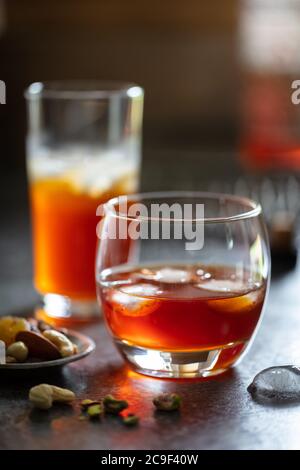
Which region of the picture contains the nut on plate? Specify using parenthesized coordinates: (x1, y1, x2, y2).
(29, 384, 76, 410)
(0, 316, 30, 346)
(5, 355, 17, 364)
(42, 329, 76, 357)
(153, 393, 181, 411)
(37, 320, 53, 332)
(16, 330, 61, 360)
(6, 341, 28, 362)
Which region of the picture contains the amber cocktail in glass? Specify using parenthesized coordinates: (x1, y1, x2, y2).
(26, 81, 144, 321)
(96, 192, 270, 378)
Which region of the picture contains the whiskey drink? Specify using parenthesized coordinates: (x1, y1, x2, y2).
(98, 264, 266, 375)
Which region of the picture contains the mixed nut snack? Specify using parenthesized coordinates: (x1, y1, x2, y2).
(28, 386, 181, 429)
(0, 316, 78, 364)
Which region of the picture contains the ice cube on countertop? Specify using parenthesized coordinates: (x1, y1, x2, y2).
(248, 366, 300, 402)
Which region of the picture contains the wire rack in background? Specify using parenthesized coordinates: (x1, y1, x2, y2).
(204, 175, 300, 260)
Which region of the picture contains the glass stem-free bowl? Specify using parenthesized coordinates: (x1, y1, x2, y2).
(96, 191, 270, 378)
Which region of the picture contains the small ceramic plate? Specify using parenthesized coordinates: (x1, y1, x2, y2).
(0, 330, 95, 369)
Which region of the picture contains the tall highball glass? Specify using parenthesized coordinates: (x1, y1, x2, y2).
(25, 81, 144, 322)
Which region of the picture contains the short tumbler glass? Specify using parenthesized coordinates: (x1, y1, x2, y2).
(96, 192, 270, 378)
(25, 81, 143, 322)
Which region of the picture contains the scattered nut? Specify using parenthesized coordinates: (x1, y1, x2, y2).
(153, 393, 181, 411)
(51, 385, 76, 403)
(103, 395, 128, 414)
(122, 413, 139, 426)
(29, 384, 53, 409)
(29, 384, 75, 410)
(86, 403, 103, 419)
(6, 341, 28, 362)
(16, 331, 61, 360)
(80, 399, 100, 410)
(80, 399, 93, 409)
(42, 330, 75, 357)
(78, 415, 87, 421)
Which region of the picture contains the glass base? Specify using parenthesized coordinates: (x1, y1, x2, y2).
(115, 340, 233, 378)
(35, 293, 100, 324)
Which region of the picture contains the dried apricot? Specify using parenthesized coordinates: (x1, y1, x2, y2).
(0, 316, 30, 346)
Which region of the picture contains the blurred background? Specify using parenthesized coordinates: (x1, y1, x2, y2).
(1, 0, 300, 310)
(2, 1, 300, 179)
(0, 0, 238, 179)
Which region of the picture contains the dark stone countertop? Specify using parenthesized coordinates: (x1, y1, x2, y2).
(1, 164, 300, 450)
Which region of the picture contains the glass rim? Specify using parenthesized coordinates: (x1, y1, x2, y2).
(24, 80, 144, 100)
(104, 191, 262, 223)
